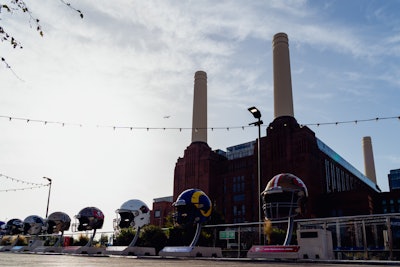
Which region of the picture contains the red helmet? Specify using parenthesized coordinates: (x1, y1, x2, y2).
(262, 173, 308, 220)
(75, 207, 104, 231)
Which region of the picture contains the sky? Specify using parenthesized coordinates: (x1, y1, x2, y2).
(1, 0, 400, 233)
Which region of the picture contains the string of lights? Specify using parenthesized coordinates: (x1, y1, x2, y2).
(0, 184, 48, 192)
(0, 173, 49, 193)
(301, 116, 400, 127)
(0, 115, 82, 127)
(0, 115, 399, 131)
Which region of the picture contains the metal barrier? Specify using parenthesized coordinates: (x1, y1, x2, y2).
(201, 213, 400, 260)
(2, 213, 400, 260)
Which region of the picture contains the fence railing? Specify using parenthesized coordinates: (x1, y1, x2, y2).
(2, 213, 400, 260)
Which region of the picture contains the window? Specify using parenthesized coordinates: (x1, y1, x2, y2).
(233, 194, 245, 202)
(154, 210, 161, 218)
(233, 176, 245, 193)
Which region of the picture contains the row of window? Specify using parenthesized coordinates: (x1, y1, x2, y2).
(325, 159, 357, 193)
(388, 175, 400, 190)
(233, 176, 245, 193)
(383, 207, 400, 213)
(382, 199, 400, 205)
(222, 176, 247, 222)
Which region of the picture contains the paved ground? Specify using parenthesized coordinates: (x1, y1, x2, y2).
(0, 253, 399, 267)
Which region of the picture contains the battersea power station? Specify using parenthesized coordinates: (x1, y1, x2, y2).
(152, 33, 385, 226)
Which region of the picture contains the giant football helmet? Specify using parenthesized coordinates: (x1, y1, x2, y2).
(23, 215, 45, 235)
(75, 207, 104, 231)
(173, 188, 212, 226)
(262, 173, 308, 220)
(46, 212, 71, 234)
(116, 199, 150, 229)
(5, 218, 24, 235)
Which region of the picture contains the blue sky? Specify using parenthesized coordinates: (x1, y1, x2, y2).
(1, 0, 399, 232)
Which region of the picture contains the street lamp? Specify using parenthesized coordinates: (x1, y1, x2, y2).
(43, 177, 52, 218)
(248, 106, 263, 244)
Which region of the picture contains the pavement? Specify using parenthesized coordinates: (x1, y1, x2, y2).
(0, 252, 400, 267)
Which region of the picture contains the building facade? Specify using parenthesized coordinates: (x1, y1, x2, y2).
(151, 196, 174, 227)
(388, 169, 400, 191)
(172, 115, 381, 224)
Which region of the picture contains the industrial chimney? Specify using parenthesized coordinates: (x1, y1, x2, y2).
(272, 32, 294, 118)
(191, 71, 207, 143)
(362, 136, 377, 184)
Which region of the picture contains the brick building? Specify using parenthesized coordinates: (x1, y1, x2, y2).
(173, 115, 381, 223)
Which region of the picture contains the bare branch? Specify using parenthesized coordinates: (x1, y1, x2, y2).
(59, 0, 84, 18)
(1, 57, 25, 81)
(1, 0, 83, 80)
(0, 26, 23, 48)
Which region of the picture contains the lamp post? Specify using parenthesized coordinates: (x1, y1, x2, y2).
(43, 177, 52, 218)
(248, 106, 263, 244)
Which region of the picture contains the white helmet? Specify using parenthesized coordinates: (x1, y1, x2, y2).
(116, 199, 150, 229)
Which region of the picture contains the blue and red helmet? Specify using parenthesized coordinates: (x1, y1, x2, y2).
(173, 188, 212, 225)
(75, 207, 104, 231)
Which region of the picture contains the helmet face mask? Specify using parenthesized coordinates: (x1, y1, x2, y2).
(174, 203, 190, 225)
(262, 173, 308, 221)
(118, 212, 135, 228)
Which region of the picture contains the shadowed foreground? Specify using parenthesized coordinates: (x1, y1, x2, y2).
(0, 253, 399, 267)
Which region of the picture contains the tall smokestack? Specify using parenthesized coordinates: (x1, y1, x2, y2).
(362, 136, 377, 184)
(273, 32, 294, 118)
(191, 70, 207, 143)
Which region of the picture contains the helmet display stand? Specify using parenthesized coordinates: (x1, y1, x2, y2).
(189, 222, 202, 248)
(106, 199, 155, 256)
(34, 211, 71, 253)
(62, 207, 105, 255)
(106, 225, 155, 256)
(85, 228, 97, 247)
(247, 173, 333, 260)
(160, 222, 222, 258)
(247, 173, 307, 259)
(159, 188, 222, 258)
(16, 215, 46, 252)
(286, 217, 296, 245)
